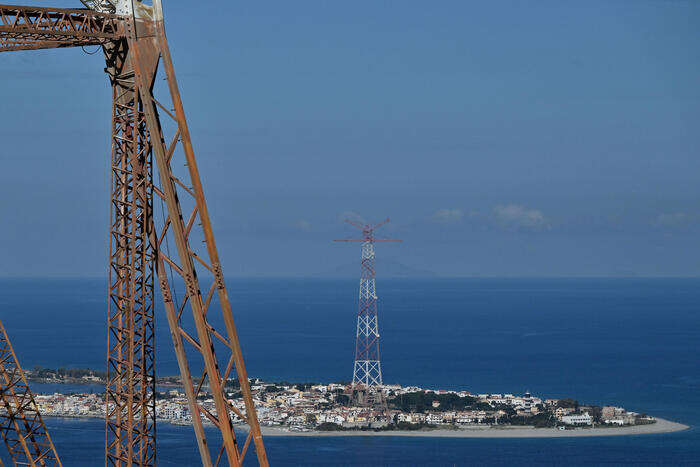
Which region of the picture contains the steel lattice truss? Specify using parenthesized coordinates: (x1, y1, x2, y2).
(0, 321, 62, 467)
(0, 5, 120, 51)
(355, 241, 382, 387)
(104, 35, 157, 464)
(1, 2, 268, 466)
(335, 219, 400, 407)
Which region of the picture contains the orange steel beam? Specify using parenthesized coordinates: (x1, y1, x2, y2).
(151, 1, 267, 463)
(0, 4, 122, 51)
(0, 321, 62, 466)
(0, 2, 268, 466)
(103, 32, 157, 465)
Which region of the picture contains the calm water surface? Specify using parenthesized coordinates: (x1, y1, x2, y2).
(0, 278, 698, 465)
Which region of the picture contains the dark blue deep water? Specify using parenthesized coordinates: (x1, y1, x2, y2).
(0, 277, 698, 465)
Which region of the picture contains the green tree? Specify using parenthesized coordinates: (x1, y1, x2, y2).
(317, 422, 344, 431)
(557, 398, 579, 409)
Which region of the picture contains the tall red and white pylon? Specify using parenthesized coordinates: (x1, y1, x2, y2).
(335, 218, 400, 403)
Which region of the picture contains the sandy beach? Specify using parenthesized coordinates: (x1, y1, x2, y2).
(260, 418, 689, 438)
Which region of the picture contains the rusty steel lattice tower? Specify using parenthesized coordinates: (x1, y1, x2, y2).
(0, 321, 62, 466)
(0, 2, 267, 466)
(335, 219, 400, 406)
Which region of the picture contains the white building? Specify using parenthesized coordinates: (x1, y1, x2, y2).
(561, 413, 592, 426)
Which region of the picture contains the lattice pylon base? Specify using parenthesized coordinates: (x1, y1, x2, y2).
(0, 320, 62, 466)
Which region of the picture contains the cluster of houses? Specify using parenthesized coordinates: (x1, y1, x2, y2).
(553, 403, 651, 427)
(30, 381, 654, 431)
(35, 393, 103, 418)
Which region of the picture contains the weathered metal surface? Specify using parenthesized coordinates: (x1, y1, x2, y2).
(0, 4, 122, 51)
(103, 30, 157, 466)
(80, 0, 115, 14)
(0, 321, 62, 466)
(1, 3, 269, 466)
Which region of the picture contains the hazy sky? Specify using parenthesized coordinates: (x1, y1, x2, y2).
(1, 0, 699, 277)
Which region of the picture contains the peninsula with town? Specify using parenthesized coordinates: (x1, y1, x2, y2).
(27, 367, 687, 438)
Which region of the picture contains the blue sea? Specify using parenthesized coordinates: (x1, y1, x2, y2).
(0, 277, 698, 465)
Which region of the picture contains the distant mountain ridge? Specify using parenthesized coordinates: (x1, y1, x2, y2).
(315, 257, 438, 278)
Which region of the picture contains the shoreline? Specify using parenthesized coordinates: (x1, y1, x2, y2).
(260, 418, 689, 438)
(41, 414, 689, 438)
